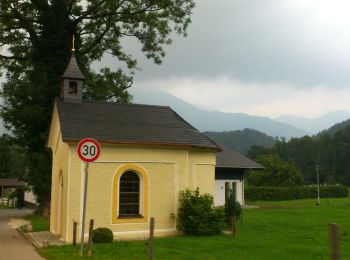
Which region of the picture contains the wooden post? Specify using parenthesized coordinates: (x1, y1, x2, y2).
(231, 216, 236, 238)
(73, 221, 78, 245)
(87, 219, 94, 257)
(329, 223, 340, 260)
(147, 217, 155, 260)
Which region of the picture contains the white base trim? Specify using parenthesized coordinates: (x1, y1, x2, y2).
(113, 228, 177, 236)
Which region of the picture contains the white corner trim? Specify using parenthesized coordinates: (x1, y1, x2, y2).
(185, 151, 189, 188)
(174, 163, 179, 229)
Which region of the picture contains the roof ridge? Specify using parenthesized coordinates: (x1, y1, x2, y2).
(80, 99, 172, 109)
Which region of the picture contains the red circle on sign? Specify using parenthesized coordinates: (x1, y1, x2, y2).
(77, 138, 101, 163)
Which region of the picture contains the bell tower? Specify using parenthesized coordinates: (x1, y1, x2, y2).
(61, 35, 85, 103)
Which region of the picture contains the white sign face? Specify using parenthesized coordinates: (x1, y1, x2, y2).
(77, 138, 101, 163)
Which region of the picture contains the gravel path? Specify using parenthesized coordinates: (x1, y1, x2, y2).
(0, 209, 44, 260)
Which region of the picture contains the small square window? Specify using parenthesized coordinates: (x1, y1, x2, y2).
(69, 81, 78, 95)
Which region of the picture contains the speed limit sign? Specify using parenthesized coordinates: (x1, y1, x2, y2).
(77, 138, 101, 255)
(77, 138, 101, 163)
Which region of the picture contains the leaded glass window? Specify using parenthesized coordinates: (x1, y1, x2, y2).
(119, 171, 140, 217)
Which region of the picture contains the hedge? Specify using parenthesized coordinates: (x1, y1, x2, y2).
(92, 228, 114, 243)
(245, 185, 349, 201)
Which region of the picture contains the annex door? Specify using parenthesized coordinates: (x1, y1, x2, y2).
(225, 181, 237, 203)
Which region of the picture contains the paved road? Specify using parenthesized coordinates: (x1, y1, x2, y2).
(0, 209, 44, 260)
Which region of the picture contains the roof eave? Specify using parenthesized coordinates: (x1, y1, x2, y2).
(62, 138, 220, 151)
(215, 166, 264, 170)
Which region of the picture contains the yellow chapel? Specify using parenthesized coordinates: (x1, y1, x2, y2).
(47, 53, 220, 242)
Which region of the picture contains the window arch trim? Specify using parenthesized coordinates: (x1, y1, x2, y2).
(112, 164, 149, 224)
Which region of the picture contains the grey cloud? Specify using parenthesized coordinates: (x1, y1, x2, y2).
(100, 0, 350, 87)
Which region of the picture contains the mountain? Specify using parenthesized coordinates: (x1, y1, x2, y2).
(276, 111, 350, 135)
(131, 88, 308, 138)
(204, 129, 276, 154)
(324, 119, 350, 136)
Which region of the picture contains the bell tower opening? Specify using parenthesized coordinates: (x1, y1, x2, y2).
(68, 81, 78, 95)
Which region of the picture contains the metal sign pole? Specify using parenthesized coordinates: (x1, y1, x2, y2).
(80, 162, 89, 256)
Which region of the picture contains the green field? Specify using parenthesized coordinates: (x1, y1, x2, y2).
(39, 197, 350, 259)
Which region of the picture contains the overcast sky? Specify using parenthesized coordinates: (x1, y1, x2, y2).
(1, 1, 350, 119)
(101, 0, 350, 118)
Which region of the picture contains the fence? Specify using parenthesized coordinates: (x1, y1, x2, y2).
(0, 197, 16, 207)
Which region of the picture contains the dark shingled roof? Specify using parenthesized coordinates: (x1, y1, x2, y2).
(62, 53, 85, 80)
(55, 98, 220, 150)
(0, 178, 26, 187)
(216, 147, 263, 169)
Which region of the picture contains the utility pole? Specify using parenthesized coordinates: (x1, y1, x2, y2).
(316, 165, 320, 206)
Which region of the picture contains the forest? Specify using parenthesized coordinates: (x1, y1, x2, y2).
(247, 125, 350, 185)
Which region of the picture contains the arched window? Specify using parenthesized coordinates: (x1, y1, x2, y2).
(119, 171, 140, 217)
(112, 164, 148, 223)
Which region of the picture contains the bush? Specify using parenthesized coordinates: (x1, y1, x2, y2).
(245, 185, 349, 201)
(224, 195, 242, 222)
(92, 228, 114, 243)
(177, 188, 225, 236)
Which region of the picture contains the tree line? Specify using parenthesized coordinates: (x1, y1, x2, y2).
(247, 126, 350, 186)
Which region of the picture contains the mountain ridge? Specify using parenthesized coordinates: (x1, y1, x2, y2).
(204, 128, 276, 154)
(131, 88, 308, 138)
(276, 111, 350, 134)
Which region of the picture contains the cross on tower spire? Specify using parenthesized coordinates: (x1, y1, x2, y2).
(60, 37, 85, 103)
(72, 34, 76, 52)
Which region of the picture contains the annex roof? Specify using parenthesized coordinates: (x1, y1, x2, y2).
(61, 53, 85, 80)
(216, 146, 263, 169)
(0, 178, 26, 187)
(55, 98, 220, 150)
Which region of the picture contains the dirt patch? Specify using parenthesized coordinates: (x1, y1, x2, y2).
(8, 218, 31, 229)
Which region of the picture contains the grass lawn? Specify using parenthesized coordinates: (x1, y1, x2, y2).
(25, 214, 50, 232)
(39, 197, 350, 259)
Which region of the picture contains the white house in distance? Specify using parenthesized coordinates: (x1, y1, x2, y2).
(0, 178, 37, 208)
(214, 147, 263, 206)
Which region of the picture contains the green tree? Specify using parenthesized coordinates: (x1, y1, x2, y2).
(246, 145, 272, 160)
(247, 155, 303, 187)
(0, 135, 12, 178)
(282, 136, 316, 183)
(0, 0, 195, 212)
(0, 135, 26, 178)
(316, 132, 334, 183)
(332, 126, 350, 185)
